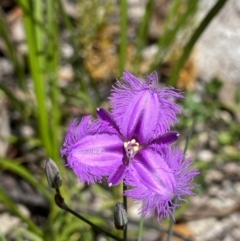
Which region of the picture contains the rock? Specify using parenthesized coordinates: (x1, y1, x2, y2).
(187, 217, 217, 238)
(196, 0, 240, 84)
(198, 149, 214, 162)
(58, 64, 74, 87)
(205, 170, 223, 183)
(0, 204, 29, 235)
(232, 227, 240, 240)
(0, 58, 14, 76)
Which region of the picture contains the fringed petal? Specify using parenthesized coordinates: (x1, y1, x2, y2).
(110, 71, 183, 143)
(125, 145, 199, 220)
(61, 117, 123, 183)
(125, 183, 177, 221)
(131, 148, 176, 197)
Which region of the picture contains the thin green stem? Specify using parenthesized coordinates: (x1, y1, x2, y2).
(123, 183, 127, 241)
(150, 0, 198, 72)
(119, 0, 127, 74)
(55, 190, 123, 241)
(135, 0, 154, 58)
(15, 0, 53, 38)
(20, 0, 52, 155)
(137, 217, 144, 241)
(47, 0, 61, 162)
(184, 119, 196, 155)
(0, 83, 25, 114)
(166, 215, 174, 241)
(168, 0, 228, 86)
(57, 0, 79, 50)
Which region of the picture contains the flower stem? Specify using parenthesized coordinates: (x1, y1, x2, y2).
(119, 0, 127, 75)
(137, 217, 144, 241)
(123, 183, 128, 241)
(55, 189, 122, 241)
(166, 215, 174, 241)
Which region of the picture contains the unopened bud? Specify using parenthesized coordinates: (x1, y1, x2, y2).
(45, 158, 62, 189)
(114, 202, 128, 230)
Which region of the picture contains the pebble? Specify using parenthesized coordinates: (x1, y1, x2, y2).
(58, 65, 74, 87)
(61, 42, 74, 60)
(0, 204, 29, 235)
(198, 149, 214, 162)
(232, 227, 240, 240)
(187, 217, 217, 237)
(0, 58, 14, 76)
(205, 170, 223, 183)
(20, 124, 35, 138)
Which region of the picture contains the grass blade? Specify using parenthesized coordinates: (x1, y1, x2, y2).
(119, 0, 128, 74)
(0, 186, 43, 237)
(0, 158, 51, 201)
(19, 0, 52, 155)
(168, 0, 228, 86)
(0, 9, 26, 91)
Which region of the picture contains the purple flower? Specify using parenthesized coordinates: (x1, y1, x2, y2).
(125, 145, 199, 220)
(61, 71, 198, 220)
(61, 108, 179, 186)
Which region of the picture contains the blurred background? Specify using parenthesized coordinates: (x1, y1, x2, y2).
(0, 0, 240, 240)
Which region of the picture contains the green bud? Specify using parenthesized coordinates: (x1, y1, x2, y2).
(114, 202, 128, 230)
(45, 158, 62, 189)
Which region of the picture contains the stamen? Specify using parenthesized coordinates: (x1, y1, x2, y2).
(131, 139, 136, 144)
(132, 146, 139, 153)
(124, 139, 140, 161)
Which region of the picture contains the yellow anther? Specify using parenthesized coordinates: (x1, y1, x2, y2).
(132, 146, 139, 153)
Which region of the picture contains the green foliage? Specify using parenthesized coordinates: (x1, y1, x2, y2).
(0, 0, 234, 240)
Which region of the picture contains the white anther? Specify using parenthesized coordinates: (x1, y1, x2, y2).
(130, 139, 136, 144)
(123, 139, 141, 160)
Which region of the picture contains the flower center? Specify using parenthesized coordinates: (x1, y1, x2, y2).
(124, 139, 140, 160)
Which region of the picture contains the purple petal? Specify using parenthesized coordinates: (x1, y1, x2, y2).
(108, 164, 127, 186)
(125, 181, 176, 220)
(68, 133, 123, 183)
(164, 147, 200, 196)
(110, 71, 183, 142)
(96, 108, 119, 131)
(61, 116, 92, 157)
(96, 108, 113, 123)
(151, 131, 180, 145)
(132, 149, 176, 197)
(61, 117, 124, 183)
(118, 90, 160, 143)
(124, 145, 199, 220)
